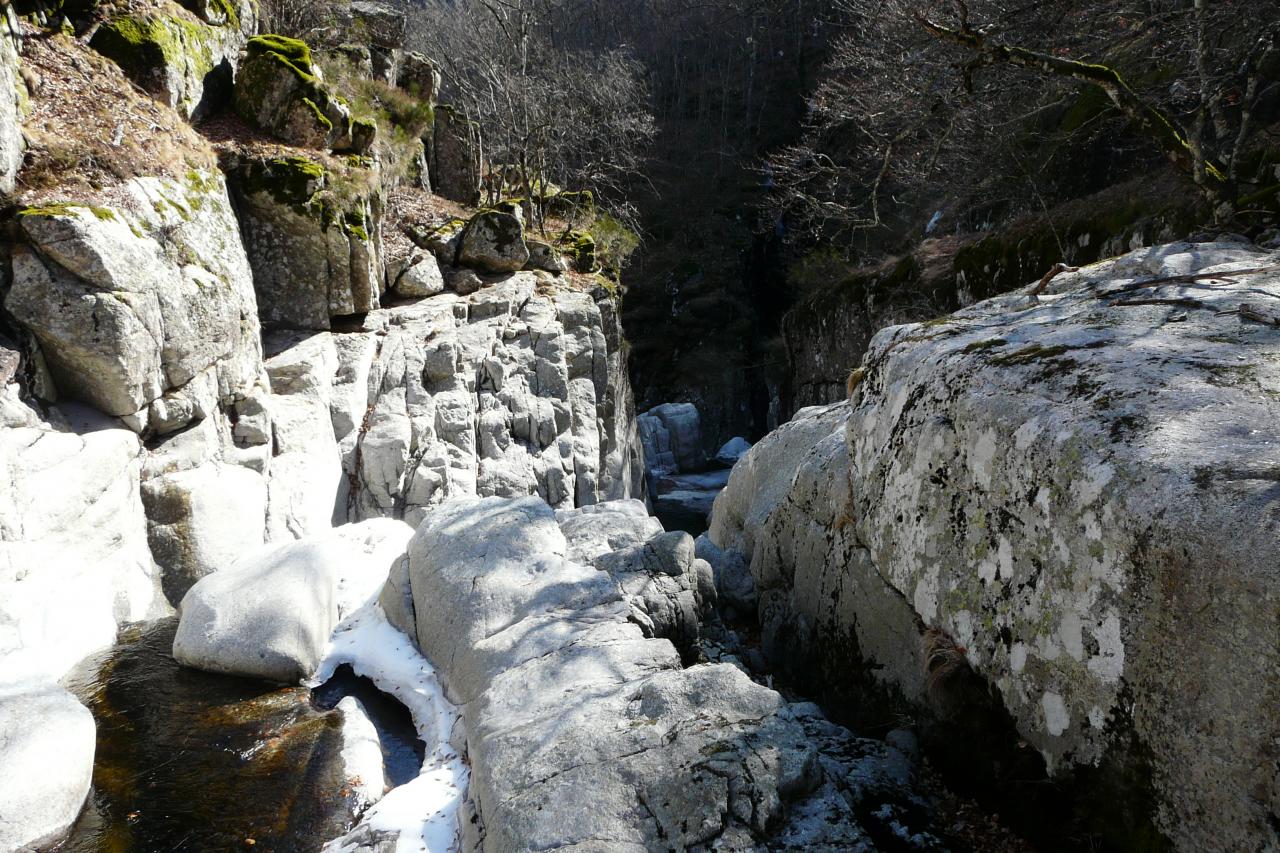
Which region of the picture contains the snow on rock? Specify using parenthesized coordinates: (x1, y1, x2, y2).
(0, 685, 96, 852)
(707, 241, 1280, 850)
(315, 571, 466, 853)
(173, 520, 412, 683)
(394, 495, 944, 851)
(336, 695, 387, 809)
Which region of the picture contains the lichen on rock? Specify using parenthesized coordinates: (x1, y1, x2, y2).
(457, 208, 529, 273)
(708, 240, 1280, 851)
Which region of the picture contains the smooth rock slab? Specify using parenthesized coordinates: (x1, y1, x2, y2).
(0, 687, 95, 852)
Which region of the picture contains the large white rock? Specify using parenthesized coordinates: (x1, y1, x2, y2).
(0, 687, 96, 852)
(173, 519, 412, 683)
(708, 241, 1280, 851)
(141, 461, 268, 603)
(3, 172, 264, 433)
(394, 496, 941, 851)
(0, 419, 164, 688)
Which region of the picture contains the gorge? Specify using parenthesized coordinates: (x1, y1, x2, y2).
(0, 1, 1278, 853)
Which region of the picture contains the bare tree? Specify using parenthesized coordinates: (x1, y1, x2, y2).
(766, 0, 1280, 250)
(407, 0, 657, 230)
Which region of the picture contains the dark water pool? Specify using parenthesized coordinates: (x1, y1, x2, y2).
(55, 618, 419, 853)
(312, 664, 425, 789)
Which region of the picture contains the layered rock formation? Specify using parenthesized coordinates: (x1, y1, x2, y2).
(344, 273, 645, 522)
(707, 241, 1280, 851)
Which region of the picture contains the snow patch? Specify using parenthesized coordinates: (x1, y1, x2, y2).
(313, 542, 468, 853)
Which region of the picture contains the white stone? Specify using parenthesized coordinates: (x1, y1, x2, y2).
(0, 423, 163, 688)
(0, 686, 96, 851)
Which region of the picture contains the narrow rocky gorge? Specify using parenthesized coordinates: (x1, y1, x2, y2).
(0, 1, 1277, 852)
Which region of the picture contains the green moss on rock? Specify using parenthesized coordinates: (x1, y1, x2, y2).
(90, 13, 219, 85)
(237, 155, 326, 210)
(18, 202, 118, 221)
(246, 34, 314, 80)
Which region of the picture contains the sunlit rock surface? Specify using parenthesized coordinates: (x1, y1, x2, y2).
(708, 241, 1280, 850)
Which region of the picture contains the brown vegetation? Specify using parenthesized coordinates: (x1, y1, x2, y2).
(15, 27, 216, 204)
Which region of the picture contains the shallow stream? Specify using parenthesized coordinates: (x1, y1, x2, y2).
(56, 618, 422, 852)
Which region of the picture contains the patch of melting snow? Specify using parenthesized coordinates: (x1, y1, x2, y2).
(313, 596, 467, 853)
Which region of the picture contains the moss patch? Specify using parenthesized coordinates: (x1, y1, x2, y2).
(90, 13, 220, 90)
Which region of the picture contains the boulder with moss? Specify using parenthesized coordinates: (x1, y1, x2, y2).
(226, 154, 385, 330)
(90, 2, 253, 122)
(233, 35, 373, 153)
(432, 104, 481, 205)
(3, 172, 265, 433)
(560, 230, 600, 273)
(457, 209, 529, 274)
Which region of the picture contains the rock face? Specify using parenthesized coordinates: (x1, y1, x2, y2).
(226, 155, 384, 330)
(173, 520, 412, 682)
(141, 461, 268, 603)
(4, 173, 265, 434)
(234, 35, 372, 153)
(0, 687, 96, 852)
(89, 0, 254, 121)
(0, 419, 166, 688)
(708, 242, 1280, 851)
(399, 51, 440, 102)
(397, 496, 943, 852)
(261, 332, 346, 541)
(344, 274, 645, 523)
(0, 4, 24, 196)
(348, 1, 406, 84)
(638, 402, 705, 476)
(432, 106, 482, 205)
